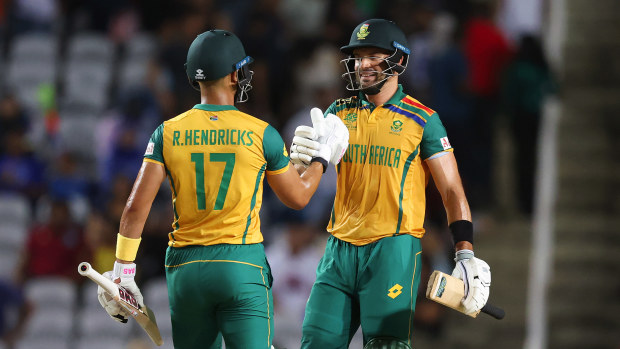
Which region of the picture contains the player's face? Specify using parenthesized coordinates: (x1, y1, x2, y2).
(352, 47, 391, 88)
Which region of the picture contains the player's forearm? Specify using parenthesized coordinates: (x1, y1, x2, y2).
(443, 185, 471, 224)
(290, 162, 324, 209)
(118, 203, 151, 240)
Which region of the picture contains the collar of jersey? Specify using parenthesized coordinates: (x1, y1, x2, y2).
(358, 84, 407, 108)
(193, 104, 239, 112)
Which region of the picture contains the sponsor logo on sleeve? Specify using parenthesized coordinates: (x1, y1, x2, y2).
(145, 142, 155, 155)
(440, 137, 451, 150)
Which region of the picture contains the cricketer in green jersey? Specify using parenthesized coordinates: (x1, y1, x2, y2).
(95, 29, 349, 349)
(290, 19, 493, 349)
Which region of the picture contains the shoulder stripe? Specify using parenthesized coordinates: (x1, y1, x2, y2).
(385, 105, 426, 127)
(402, 97, 435, 116)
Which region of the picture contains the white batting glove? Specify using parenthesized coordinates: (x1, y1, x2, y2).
(451, 249, 491, 315)
(113, 261, 145, 309)
(290, 125, 319, 167)
(97, 271, 130, 323)
(310, 108, 349, 165)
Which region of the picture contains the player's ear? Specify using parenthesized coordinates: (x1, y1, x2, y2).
(230, 70, 239, 85)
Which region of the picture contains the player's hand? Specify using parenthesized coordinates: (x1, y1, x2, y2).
(97, 271, 130, 323)
(309, 107, 348, 165)
(113, 261, 145, 309)
(290, 125, 318, 167)
(451, 249, 491, 315)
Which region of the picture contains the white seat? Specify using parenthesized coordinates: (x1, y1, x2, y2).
(144, 277, 169, 308)
(24, 277, 77, 311)
(0, 248, 21, 280)
(74, 338, 127, 349)
(58, 116, 98, 160)
(0, 223, 28, 252)
(74, 306, 133, 340)
(0, 194, 30, 227)
(143, 278, 172, 336)
(6, 59, 57, 88)
(16, 338, 69, 349)
(81, 282, 100, 309)
(22, 308, 73, 341)
(9, 33, 59, 63)
(125, 32, 158, 59)
(117, 58, 149, 89)
(66, 33, 115, 63)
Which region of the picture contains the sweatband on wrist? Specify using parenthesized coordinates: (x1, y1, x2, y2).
(311, 157, 328, 173)
(455, 249, 474, 262)
(115, 234, 141, 262)
(449, 220, 474, 245)
(113, 261, 137, 280)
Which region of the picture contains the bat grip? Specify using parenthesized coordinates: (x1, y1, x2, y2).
(481, 303, 505, 320)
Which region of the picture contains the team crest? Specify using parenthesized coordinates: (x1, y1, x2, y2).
(390, 119, 403, 134)
(356, 24, 370, 40)
(195, 69, 205, 79)
(344, 113, 357, 130)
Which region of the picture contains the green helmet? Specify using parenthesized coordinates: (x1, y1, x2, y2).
(185, 29, 254, 102)
(340, 19, 410, 94)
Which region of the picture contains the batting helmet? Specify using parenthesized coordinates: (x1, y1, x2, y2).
(340, 19, 410, 94)
(185, 29, 254, 102)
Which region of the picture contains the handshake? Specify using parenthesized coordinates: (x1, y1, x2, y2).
(290, 108, 349, 171)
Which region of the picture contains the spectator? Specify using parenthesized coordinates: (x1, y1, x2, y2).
(427, 14, 475, 204)
(0, 279, 33, 349)
(501, 34, 555, 215)
(266, 210, 325, 349)
(0, 94, 29, 155)
(0, 131, 45, 207)
(47, 152, 89, 201)
(463, 0, 513, 211)
(16, 199, 88, 283)
(83, 211, 116, 273)
(96, 88, 160, 190)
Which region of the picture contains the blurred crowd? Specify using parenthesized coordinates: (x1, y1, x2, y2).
(0, 0, 555, 347)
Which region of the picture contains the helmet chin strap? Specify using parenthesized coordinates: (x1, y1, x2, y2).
(361, 78, 388, 95)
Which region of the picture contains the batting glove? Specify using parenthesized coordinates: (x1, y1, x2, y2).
(290, 125, 319, 167)
(451, 249, 491, 315)
(97, 271, 130, 323)
(113, 261, 144, 309)
(290, 108, 349, 169)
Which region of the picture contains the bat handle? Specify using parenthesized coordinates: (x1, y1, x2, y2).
(481, 303, 505, 320)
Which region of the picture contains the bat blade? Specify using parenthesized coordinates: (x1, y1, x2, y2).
(426, 270, 505, 320)
(78, 262, 164, 345)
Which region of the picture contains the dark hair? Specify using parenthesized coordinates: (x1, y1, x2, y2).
(517, 35, 548, 71)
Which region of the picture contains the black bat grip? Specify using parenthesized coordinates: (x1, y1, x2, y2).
(481, 303, 505, 320)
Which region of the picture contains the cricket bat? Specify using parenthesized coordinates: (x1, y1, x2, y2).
(78, 262, 164, 346)
(426, 270, 505, 320)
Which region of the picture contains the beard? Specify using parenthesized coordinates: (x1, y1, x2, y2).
(356, 70, 386, 89)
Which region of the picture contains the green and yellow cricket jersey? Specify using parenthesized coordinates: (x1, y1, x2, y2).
(326, 85, 453, 245)
(144, 104, 289, 247)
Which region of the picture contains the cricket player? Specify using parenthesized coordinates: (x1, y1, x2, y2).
(290, 19, 492, 348)
(95, 29, 348, 349)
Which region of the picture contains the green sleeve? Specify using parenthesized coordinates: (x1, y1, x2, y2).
(263, 125, 289, 171)
(420, 113, 452, 160)
(144, 123, 164, 163)
(324, 101, 339, 116)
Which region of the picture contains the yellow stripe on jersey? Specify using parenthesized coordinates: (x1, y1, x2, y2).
(144, 104, 289, 247)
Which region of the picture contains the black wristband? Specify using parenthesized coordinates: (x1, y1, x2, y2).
(449, 220, 474, 245)
(311, 157, 328, 173)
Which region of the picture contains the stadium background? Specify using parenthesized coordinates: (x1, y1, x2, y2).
(0, 0, 618, 348)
